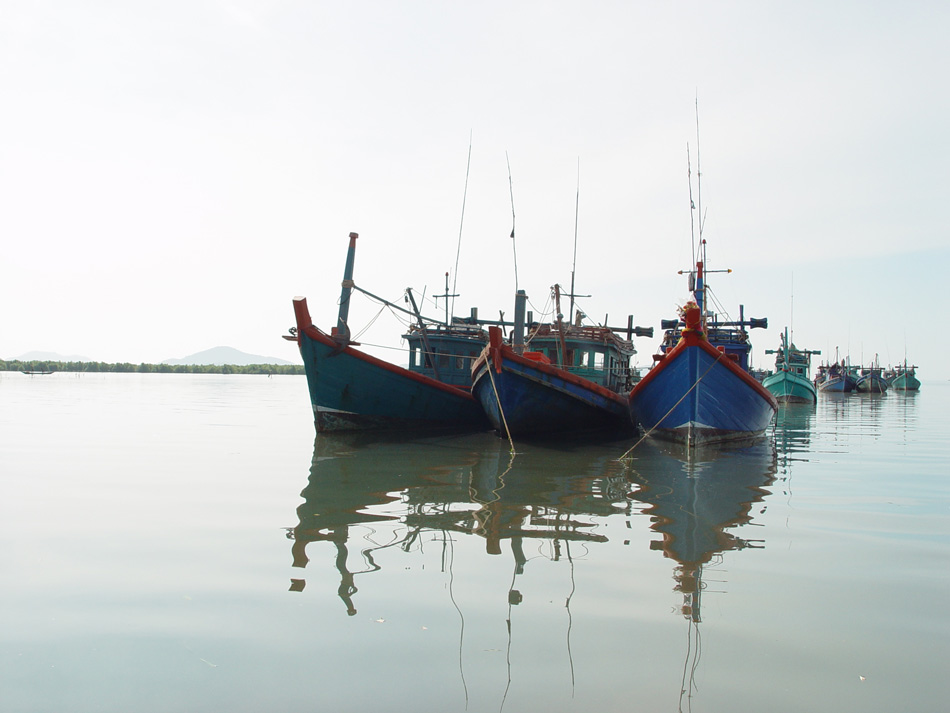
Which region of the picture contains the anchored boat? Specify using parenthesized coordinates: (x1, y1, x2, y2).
(854, 360, 889, 394)
(629, 250, 777, 447)
(886, 362, 920, 391)
(471, 286, 651, 439)
(762, 328, 820, 404)
(815, 356, 856, 393)
(289, 232, 493, 433)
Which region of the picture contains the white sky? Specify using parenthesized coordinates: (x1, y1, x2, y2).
(1, 1, 946, 377)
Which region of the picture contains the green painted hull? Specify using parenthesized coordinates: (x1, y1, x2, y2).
(891, 373, 921, 391)
(762, 370, 817, 404)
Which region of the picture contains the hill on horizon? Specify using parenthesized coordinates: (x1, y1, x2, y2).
(14, 350, 91, 362)
(162, 346, 296, 366)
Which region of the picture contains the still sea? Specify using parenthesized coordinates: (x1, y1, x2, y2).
(1, 372, 947, 713)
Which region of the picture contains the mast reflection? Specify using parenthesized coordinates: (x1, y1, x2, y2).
(624, 437, 777, 710)
(625, 438, 777, 619)
(288, 432, 633, 614)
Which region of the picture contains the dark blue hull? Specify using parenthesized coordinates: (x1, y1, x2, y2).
(293, 298, 489, 433)
(629, 337, 777, 447)
(471, 340, 632, 439)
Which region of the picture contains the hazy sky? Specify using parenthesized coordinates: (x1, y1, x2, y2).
(2, 2, 946, 378)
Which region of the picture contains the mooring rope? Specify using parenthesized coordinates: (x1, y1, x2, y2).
(485, 355, 516, 454)
(618, 349, 724, 461)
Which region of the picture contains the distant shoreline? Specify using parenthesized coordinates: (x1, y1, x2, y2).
(1, 359, 304, 375)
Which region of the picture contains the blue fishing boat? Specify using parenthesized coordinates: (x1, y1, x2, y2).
(471, 287, 651, 438)
(628, 254, 777, 447)
(762, 328, 820, 404)
(815, 356, 856, 393)
(289, 232, 491, 433)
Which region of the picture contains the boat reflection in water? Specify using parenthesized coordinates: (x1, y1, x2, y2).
(773, 402, 814, 479)
(288, 430, 780, 710)
(288, 432, 633, 615)
(623, 437, 778, 710)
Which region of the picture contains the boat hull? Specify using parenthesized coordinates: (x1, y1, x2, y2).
(818, 374, 856, 393)
(762, 370, 817, 404)
(471, 330, 633, 438)
(855, 374, 888, 393)
(293, 297, 489, 433)
(890, 373, 920, 391)
(629, 333, 777, 447)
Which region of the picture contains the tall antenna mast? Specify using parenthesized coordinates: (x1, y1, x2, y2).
(450, 130, 473, 318)
(694, 95, 704, 258)
(569, 157, 580, 322)
(687, 144, 696, 265)
(507, 151, 519, 292)
(790, 271, 795, 342)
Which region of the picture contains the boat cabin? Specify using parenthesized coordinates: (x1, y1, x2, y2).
(524, 323, 636, 393)
(404, 324, 488, 388)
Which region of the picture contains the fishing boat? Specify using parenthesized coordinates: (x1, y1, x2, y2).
(762, 328, 820, 404)
(470, 287, 651, 439)
(886, 362, 920, 391)
(289, 232, 493, 433)
(814, 356, 856, 393)
(628, 249, 777, 447)
(854, 360, 889, 393)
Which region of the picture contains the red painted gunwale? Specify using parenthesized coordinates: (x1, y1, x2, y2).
(472, 326, 627, 406)
(293, 296, 479, 402)
(633, 328, 777, 409)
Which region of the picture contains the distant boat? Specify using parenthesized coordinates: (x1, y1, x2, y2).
(815, 355, 856, 393)
(289, 232, 491, 433)
(854, 364, 889, 393)
(886, 362, 920, 391)
(471, 286, 651, 438)
(20, 369, 54, 375)
(629, 248, 777, 447)
(762, 328, 819, 404)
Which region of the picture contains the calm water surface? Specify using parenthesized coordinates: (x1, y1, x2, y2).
(1, 373, 948, 712)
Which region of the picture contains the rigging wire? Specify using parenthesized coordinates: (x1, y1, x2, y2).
(446, 532, 469, 707)
(569, 157, 580, 321)
(451, 131, 473, 319)
(565, 540, 577, 696)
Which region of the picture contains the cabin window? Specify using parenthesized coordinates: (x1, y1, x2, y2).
(456, 356, 466, 370)
(439, 354, 450, 368)
(594, 353, 605, 369)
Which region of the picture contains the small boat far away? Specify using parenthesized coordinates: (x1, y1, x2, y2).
(471, 285, 653, 439)
(885, 361, 921, 391)
(628, 244, 777, 448)
(289, 232, 497, 433)
(814, 349, 857, 394)
(762, 327, 820, 404)
(854, 356, 889, 393)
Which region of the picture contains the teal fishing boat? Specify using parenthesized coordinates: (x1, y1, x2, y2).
(855, 357, 888, 393)
(762, 328, 819, 404)
(886, 362, 920, 391)
(288, 232, 495, 433)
